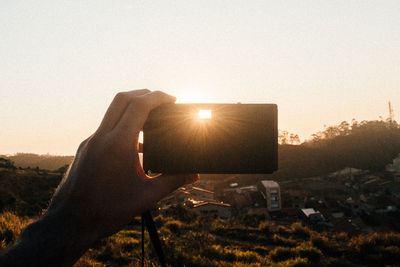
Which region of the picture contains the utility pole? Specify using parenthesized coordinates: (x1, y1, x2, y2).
(388, 101, 394, 124)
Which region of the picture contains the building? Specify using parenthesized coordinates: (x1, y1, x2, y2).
(299, 208, 324, 224)
(159, 188, 191, 209)
(159, 185, 215, 209)
(394, 172, 400, 183)
(193, 202, 232, 218)
(387, 153, 400, 172)
(258, 180, 281, 211)
(284, 189, 307, 209)
(189, 186, 215, 201)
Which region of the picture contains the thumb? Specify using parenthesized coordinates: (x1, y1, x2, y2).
(145, 173, 199, 203)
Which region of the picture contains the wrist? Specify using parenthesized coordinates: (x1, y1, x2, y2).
(38, 208, 100, 263)
(1, 208, 99, 267)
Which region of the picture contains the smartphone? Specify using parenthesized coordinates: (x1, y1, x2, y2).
(143, 103, 278, 174)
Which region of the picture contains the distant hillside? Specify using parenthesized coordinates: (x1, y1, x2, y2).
(0, 164, 62, 216)
(1, 153, 73, 171)
(272, 120, 400, 180)
(208, 120, 400, 186)
(2, 119, 399, 179)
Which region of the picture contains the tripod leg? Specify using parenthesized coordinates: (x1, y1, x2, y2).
(142, 211, 167, 267)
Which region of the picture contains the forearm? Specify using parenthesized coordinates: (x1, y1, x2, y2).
(0, 210, 97, 267)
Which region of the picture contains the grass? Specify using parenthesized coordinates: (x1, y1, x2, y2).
(0, 210, 399, 266)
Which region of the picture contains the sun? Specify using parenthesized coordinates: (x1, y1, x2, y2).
(198, 109, 212, 119)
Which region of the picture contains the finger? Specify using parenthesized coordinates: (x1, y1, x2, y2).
(97, 89, 151, 133)
(115, 91, 176, 139)
(144, 174, 199, 203)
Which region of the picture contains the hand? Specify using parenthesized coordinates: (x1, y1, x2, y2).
(48, 89, 198, 238)
(0, 90, 198, 267)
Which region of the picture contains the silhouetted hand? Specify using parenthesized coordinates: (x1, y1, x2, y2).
(0, 90, 198, 267)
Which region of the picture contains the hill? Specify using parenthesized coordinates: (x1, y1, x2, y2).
(272, 119, 400, 180)
(2, 119, 399, 179)
(0, 119, 400, 265)
(0, 159, 63, 216)
(204, 119, 400, 187)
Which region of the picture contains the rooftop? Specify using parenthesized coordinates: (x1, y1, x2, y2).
(260, 180, 279, 188)
(193, 201, 231, 208)
(191, 186, 214, 194)
(301, 208, 320, 217)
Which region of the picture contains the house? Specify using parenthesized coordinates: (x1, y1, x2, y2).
(193, 202, 232, 218)
(222, 191, 252, 209)
(328, 167, 363, 178)
(189, 186, 215, 201)
(159, 188, 191, 209)
(258, 180, 281, 211)
(285, 189, 307, 209)
(299, 208, 324, 224)
(375, 205, 397, 213)
(386, 153, 400, 172)
(394, 172, 400, 183)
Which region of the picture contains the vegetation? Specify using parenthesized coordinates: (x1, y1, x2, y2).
(273, 119, 400, 180)
(2, 119, 399, 182)
(0, 119, 399, 265)
(0, 161, 62, 216)
(1, 209, 400, 266)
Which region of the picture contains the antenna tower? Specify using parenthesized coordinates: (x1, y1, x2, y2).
(388, 101, 394, 123)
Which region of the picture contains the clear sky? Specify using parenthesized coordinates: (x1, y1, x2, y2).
(1, 0, 399, 155)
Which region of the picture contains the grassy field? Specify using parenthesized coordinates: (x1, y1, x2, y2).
(1, 209, 400, 267)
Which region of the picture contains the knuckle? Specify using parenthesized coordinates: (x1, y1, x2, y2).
(85, 135, 99, 148)
(77, 140, 88, 152)
(152, 90, 163, 95)
(114, 92, 128, 102)
(78, 134, 97, 150)
(152, 90, 165, 98)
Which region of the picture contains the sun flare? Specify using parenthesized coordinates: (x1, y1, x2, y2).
(198, 109, 212, 119)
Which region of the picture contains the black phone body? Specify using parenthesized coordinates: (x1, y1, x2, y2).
(143, 103, 278, 174)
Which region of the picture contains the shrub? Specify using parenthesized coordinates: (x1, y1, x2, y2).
(269, 246, 297, 262)
(161, 205, 198, 223)
(381, 245, 400, 265)
(272, 234, 297, 247)
(295, 244, 322, 264)
(290, 222, 310, 239)
(310, 234, 339, 256)
(164, 220, 185, 234)
(277, 225, 289, 236)
(0, 212, 30, 248)
(272, 257, 309, 267)
(238, 214, 266, 227)
(269, 243, 322, 264)
(259, 221, 274, 236)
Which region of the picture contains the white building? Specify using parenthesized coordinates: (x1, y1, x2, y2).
(300, 208, 324, 223)
(258, 180, 281, 211)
